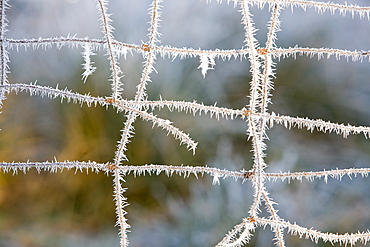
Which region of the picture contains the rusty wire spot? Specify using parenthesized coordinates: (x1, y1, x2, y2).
(258, 48, 269, 55)
(243, 171, 254, 179)
(243, 109, 251, 116)
(105, 97, 116, 104)
(246, 216, 256, 223)
(142, 44, 150, 52)
(107, 163, 118, 170)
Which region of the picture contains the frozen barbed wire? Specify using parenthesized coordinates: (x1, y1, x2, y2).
(0, 0, 370, 246)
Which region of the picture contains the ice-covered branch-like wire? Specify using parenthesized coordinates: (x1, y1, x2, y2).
(264, 112, 370, 138)
(240, 0, 261, 115)
(0, 0, 9, 85)
(265, 167, 370, 183)
(0, 160, 108, 174)
(0, 0, 8, 116)
(259, 4, 281, 115)
(96, 0, 124, 100)
(272, 47, 370, 61)
(2, 160, 369, 186)
(0, 0, 7, 41)
(0, 161, 250, 182)
(158, 45, 249, 61)
(135, 0, 162, 103)
(216, 218, 255, 247)
(112, 170, 130, 247)
(116, 164, 248, 182)
(262, 192, 286, 247)
(117, 99, 246, 120)
(6, 36, 106, 51)
(257, 217, 370, 246)
(6, 36, 370, 64)
(114, 114, 135, 163)
(0, 83, 106, 107)
(248, 0, 370, 19)
(6, 37, 250, 61)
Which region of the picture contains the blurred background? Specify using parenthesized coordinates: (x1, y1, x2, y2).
(0, 0, 370, 246)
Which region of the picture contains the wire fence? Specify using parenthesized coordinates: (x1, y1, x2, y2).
(1, 0, 370, 246)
